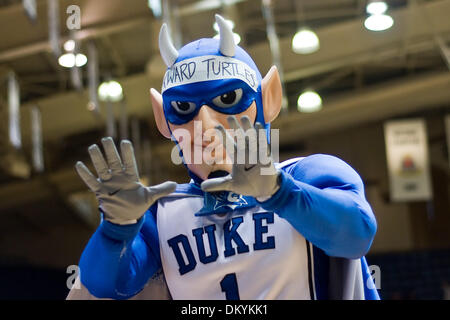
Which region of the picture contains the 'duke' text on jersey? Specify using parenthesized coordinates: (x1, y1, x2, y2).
(167, 212, 276, 275)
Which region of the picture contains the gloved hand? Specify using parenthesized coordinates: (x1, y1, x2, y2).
(75, 137, 177, 225)
(201, 116, 280, 200)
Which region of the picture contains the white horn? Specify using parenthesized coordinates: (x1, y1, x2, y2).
(159, 23, 179, 67)
(215, 14, 235, 57)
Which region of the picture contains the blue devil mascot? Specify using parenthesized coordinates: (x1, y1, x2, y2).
(68, 15, 379, 300)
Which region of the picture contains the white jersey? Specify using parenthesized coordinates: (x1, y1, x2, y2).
(157, 195, 313, 300)
(66, 156, 378, 300)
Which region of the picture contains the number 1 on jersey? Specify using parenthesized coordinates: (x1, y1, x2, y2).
(220, 273, 240, 300)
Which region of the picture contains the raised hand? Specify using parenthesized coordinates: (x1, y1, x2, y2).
(201, 116, 280, 199)
(75, 137, 177, 225)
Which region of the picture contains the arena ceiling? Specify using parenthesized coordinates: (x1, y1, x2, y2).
(0, 0, 448, 141)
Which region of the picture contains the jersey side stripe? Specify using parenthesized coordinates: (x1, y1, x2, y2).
(308, 241, 317, 300)
(305, 239, 316, 300)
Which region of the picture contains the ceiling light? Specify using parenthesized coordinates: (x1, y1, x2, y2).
(98, 80, 123, 102)
(64, 39, 75, 52)
(292, 29, 320, 55)
(364, 14, 394, 31)
(107, 81, 123, 102)
(98, 82, 110, 102)
(58, 53, 75, 68)
(75, 53, 87, 67)
(58, 53, 87, 68)
(366, 1, 388, 15)
(297, 90, 322, 113)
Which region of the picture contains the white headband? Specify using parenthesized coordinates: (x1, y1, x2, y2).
(161, 55, 258, 93)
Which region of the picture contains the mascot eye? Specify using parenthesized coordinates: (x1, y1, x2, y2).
(171, 101, 197, 114)
(212, 88, 243, 108)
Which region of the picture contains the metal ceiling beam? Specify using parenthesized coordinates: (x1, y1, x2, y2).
(248, 0, 450, 79)
(175, 0, 247, 16)
(0, 16, 150, 63)
(275, 70, 450, 145)
(4, 0, 450, 148)
(244, 8, 358, 30)
(0, 0, 247, 63)
(14, 67, 450, 153)
(2, 0, 450, 77)
(99, 35, 127, 77)
(281, 37, 441, 82)
(42, 51, 67, 90)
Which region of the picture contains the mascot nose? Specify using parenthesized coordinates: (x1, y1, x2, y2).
(195, 105, 222, 130)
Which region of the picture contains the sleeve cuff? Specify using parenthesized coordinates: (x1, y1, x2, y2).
(99, 215, 145, 241)
(256, 169, 297, 212)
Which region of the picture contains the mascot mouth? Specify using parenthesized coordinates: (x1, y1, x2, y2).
(207, 170, 229, 179)
(206, 170, 230, 198)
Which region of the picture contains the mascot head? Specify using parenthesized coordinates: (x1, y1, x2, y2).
(151, 14, 282, 183)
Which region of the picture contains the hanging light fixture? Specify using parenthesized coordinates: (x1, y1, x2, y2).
(297, 90, 322, 113)
(364, 14, 394, 31)
(364, 1, 394, 32)
(291, 0, 320, 55)
(98, 80, 124, 102)
(58, 52, 87, 68)
(58, 39, 88, 68)
(63, 39, 76, 52)
(75, 53, 87, 67)
(58, 53, 75, 68)
(292, 28, 320, 54)
(366, 1, 388, 15)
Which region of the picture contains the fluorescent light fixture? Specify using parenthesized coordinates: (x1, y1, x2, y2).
(58, 53, 87, 68)
(292, 28, 320, 54)
(98, 80, 123, 102)
(64, 39, 75, 52)
(364, 14, 394, 31)
(297, 91, 322, 113)
(213, 32, 241, 45)
(366, 1, 388, 15)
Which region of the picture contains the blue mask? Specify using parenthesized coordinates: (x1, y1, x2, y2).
(163, 79, 259, 125)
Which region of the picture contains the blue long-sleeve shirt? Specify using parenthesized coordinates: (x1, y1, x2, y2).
(79, 154, 377, 299)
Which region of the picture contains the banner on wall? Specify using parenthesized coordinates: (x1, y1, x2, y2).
(384, 118, 432, 202)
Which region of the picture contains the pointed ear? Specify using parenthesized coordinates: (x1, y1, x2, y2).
(261, 65, 282, 123)
(150, 88, 171, 139)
